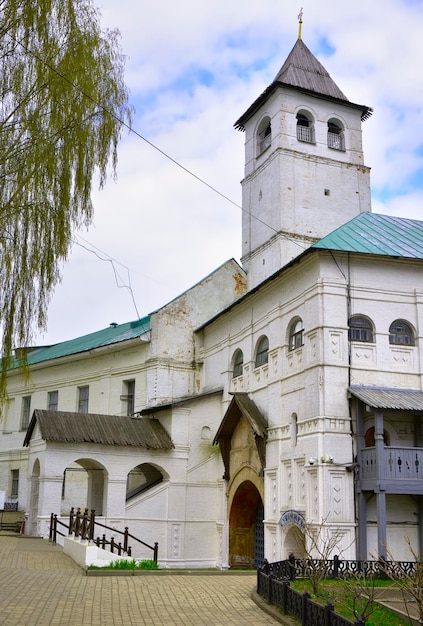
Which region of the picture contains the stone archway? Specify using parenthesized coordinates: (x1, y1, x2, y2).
(284, 525, 306, 559)
(61, 458, 106, 516)
(229, 480, 263, 568)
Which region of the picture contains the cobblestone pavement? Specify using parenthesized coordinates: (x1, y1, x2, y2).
(0, 535, 280, 626)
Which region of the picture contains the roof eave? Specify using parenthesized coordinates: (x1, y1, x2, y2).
(234, 81, 372, 131)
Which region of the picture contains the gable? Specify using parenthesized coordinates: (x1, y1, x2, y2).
(213, 393, 267, 481)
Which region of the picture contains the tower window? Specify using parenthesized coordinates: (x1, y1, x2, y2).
(257, 116, 272, 156)
(255, 336, 269, 367)
(296, 111, 315, 143)
(349, 316, 374, 342)
(389, 320, 414, 346)
(327, 119, 345, 150)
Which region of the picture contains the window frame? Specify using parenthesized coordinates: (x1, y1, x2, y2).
(256, 116, 272, 156)
(122, 379, 135, 416)
(78, 386, 89, 413)
(296, 110, 315, 144)
(348, 315, 374, 343)
(255, 336, 269, 368)
(389, 320, 415, 346)
(48, 390, 59, 411)
(327, 118, 345, 151)
(289, 319, 304, 351)
(21, 396, 31, 430)
(11, 469, 19, 498)
(232, 349, 244, 378)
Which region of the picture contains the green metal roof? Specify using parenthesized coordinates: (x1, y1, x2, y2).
(17, 316, 151, 368)
(312, 212, 423, 258)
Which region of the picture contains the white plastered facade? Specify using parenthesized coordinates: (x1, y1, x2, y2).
(1, 37, 423, 567)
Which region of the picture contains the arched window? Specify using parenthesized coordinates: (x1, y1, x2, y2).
(232, 349, 244, 378)
(327, 119, 345, 150)
(365, 427, 390, 447)
(349, 316, 374, 342)
(296, 111, 314, 143)
(389, 320, 415, 346)
(289, 319, 304, 351)
(255, 336, 269, 367)
(257, 116, 272, 155)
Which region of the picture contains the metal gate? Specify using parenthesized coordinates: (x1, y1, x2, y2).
(254, 500, 264, 568)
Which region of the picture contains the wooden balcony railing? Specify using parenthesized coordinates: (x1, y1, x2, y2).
(361, 446, 423, 481)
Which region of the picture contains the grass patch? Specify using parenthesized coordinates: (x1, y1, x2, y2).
(290, 578, 410, 626)
(88, 558, 159, 570)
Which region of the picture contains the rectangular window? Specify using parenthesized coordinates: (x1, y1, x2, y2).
(121, 380, 135, 416)
(78, 386, 89, 413)
(11, 469, 19, 498)
(21, 396, 31, 430)
(48, 390, 59, 411)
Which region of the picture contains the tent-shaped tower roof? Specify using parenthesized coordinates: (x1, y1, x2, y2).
(235, 37, 372, 130)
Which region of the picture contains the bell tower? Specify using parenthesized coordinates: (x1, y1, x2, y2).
(235, 25, 373, 288)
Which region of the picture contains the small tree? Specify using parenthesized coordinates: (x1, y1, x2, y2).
(339, 570, 379, 624)
(0, 0, 132, 399)
(289, 516, 345, 594)
(379, 538, 423, 625)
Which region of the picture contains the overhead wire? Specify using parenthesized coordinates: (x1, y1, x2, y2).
(73, 237, 141, 320)
(10, 30, 309, 244)
(8, 30, 309, 323)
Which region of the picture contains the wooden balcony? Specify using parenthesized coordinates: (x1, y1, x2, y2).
(360, 446, 423, 494)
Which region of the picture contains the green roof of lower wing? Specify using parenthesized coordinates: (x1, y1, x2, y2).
(312, 213, 423, 258)
(25, 316, 151, 366)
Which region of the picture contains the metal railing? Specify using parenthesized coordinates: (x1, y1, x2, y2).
(297, 125, 314, 143)
(259, 133, 271, 153)
(327, 131, 344, 150)
(3, 501, 18, 511)
(261, 554, 417, 581)
(49, 507, 158, 562)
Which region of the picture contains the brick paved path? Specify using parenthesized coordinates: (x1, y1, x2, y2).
(0, 535, 280, 625)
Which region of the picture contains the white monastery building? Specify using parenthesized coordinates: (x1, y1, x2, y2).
(1, 31, 423, 568)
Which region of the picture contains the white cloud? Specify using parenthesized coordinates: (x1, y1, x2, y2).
(35, 0, 423, 343)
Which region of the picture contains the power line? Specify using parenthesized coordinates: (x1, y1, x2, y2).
(6, 28, 311, 323)
(73, 237, 141, 320)
(10, 31, 307, 248)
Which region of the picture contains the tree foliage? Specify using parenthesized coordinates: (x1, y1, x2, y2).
(0, 0, 132, 395)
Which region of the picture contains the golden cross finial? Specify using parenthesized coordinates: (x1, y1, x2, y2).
(298, 8, 303, 40)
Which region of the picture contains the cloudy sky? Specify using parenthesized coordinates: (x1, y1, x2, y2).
(35, 0, 423, 344)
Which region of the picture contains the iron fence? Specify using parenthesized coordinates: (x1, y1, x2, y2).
(257, 555, 418, 626)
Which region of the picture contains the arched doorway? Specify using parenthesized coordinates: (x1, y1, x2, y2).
(229, 481, 264, 568)
(61, 459, 106, 516)
(284, 525, 306, 559)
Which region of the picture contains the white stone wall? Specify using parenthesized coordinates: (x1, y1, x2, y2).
(198, 248, 423, 561)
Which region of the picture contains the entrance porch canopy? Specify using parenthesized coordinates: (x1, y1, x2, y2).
(349, 386, 423, 411)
